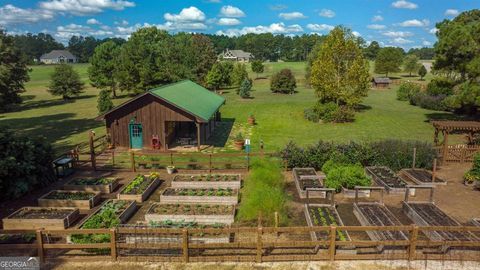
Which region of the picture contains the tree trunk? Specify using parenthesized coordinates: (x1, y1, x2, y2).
(111, 85, 117, 99)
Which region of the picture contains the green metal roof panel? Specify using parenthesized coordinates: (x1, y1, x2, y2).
(149, 80, 225, 121)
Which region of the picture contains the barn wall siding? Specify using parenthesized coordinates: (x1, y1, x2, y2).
(105, 94, 204, 149)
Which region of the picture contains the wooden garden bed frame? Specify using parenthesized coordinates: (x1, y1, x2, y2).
(3, 207, 80, 230)
(303, 188, 354, 255)
(145, 203, 236, 225)
(171, 174, 241, 189)
(292, 168, 325, 199)
(402, 185, 478, 251)
(400, 168, 446, 186)
(63, 177, 119, 193)
(160, 188, 239, 205)
(365, 166, 408, 194)
(38, 190, 101, 210)
(353, 187, 408, 253)
(117, 175, 161, 203)
(77, 199, 137, 228)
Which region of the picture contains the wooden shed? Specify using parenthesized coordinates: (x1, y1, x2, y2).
(372, 77, 391, 88)
(96, 80, 225, 151)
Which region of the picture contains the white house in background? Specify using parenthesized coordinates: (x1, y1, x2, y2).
(40, 50, 77, 64)
(218, 49, 254, 63)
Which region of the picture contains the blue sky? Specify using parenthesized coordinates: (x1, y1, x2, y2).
(0, 0, 478, 48)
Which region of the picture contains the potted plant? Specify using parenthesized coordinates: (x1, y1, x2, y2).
(167, 166, 176, 174)
(248, 114, 256, 125)
(233, 132, 245, 150)
(464, 171, 477, 187)
(138, 155, 148, 169)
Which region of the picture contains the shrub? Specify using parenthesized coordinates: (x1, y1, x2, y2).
(303, 108, 319, 122)
(426, 77, 454, 96)
(409, 92, 447, 111)
(464, 153, 480, 183)
(97, 89, 113, 114)
(312, 102, 355, 123)
(238, 159, 290, 225)
(238, 78, 252, 98)
(397, 82, 421, 101)
(324, 163, 371, 192)
(270, 69, 296, 94)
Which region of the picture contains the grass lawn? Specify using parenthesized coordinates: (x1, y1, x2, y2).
(0, 61, 451, 154)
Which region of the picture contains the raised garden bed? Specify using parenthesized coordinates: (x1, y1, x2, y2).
(145, 203, 235, 225)
(304, 204, 354, 255)
(38, 190, 100, 210)
(342, 187, 370, 198)
(403, 202, 476, 242)
(171, 174, 241, 189)
(64, 177, 119, 193)
(117, 174, 161, 203)
(366, 166, 408, 194)
(160, 188, 238, 205)
(78, 199, 136, 229)
(353, 203, 408, 252)
(400, 168, 446, 185)
(292, 168, 325, 199)
(3, 207, 79, 230)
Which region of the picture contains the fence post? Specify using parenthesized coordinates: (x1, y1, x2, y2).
(412, 147, 417, 168)
(111, 149, 115, 167)
(182, 229, 189, 263)
(329, 226, 336, 261)
(246, 152, 250, 172)
(256, 227, 263, 263)
(431, 159, 437, 183)
(36, 230, 44, 264)
(409, 225, 418, 260)
(209, 154, 212, 173)
(130, 151, 136, 172)
(110, 228, 117, 261)
(89, 131, 96, 170)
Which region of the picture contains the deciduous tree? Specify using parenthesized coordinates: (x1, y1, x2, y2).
(270, 69, 296, 94)
(374, 47, 404, 77)
(403, 55, 421, 77)
(251, 60, 264, 78)
(418, 65, 427, 80)
(48, 64, 84, 100)
(231, 63, 248, 87)
(190, 34, 217, 85)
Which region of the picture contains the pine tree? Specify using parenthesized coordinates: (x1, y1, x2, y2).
(238, 78, 252, 98)
(205, 63, 224, 91)
(48, 64, 84, 100)
(418, 65, 427, 80)
(97, 89, 114, 114)
(88, 41, 120, 98)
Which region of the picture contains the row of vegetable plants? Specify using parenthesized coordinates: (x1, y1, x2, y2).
(118, 173, 161, 203)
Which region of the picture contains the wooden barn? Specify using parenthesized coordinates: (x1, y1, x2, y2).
(372, 77, 391, 88)
(96, 80, 225, 151)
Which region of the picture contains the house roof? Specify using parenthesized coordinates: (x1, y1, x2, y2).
(220, 49, 253, 59)
(373, 77, 391, 84)
(40, 50, 76, 60)
(97, 80, 225, 122)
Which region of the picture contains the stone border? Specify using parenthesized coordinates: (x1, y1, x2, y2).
(303, 204, 355, 255)
(38, 190, 101, 210)
(3, 207, 80, 230)
(144, 203, 235, 225)
(365, 166, 407, 194)
(63, 177, 119, 194)
(76, 199, 137, 229)
(400, 168, 447, 186)
(117, 176, 161, 203)
(171, 174, 241, 189)
(160, 188, 239, 205)
(292, 168, 325, 199)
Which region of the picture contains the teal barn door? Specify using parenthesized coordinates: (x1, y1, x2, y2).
(129, 123, 143, 149)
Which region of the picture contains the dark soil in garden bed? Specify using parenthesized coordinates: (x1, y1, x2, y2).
(405, 169, 445, 184)
(356, 204, 407, 241)
(148, 204, 234, 215)
(368, 167, 406, 189)
(174, 174, 240, 182)
(10, 208, 73, 219)
(163, 188, 235, 197)
(70, 177, 116, 185)
(307, 206, 347, 241)
(299, 179, 322, 190)
(44, 191, 96, 200)
(294, 168, 317, 178)
(408, 203, 475, 241)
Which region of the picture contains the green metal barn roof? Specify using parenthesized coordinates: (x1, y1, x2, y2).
(149, 80, 225, 121)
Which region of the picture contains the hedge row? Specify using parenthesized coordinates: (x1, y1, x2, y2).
(280, 139, 437, 172)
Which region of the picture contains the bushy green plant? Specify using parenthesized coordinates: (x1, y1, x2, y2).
(309, 102, 355, 123)
(270, 69, 296, 94)
(303, 108, 320, 122)
(237, 159, 289, 225)
(324, 163, 371, 192)
(426, 77, 454, 96)
(397, 82, 421, 101)
(464, 153, 480, 183)
(97, 89, 113, 114)
(409, 92, 447, 111)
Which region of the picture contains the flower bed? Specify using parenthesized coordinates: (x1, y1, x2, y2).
(365, 166, 407, 194)
(64, 177, 119, 193)
(145, 203, 235, 225)
(38, 190, 100, 209)
(171, 174, 241, 189)
(117, 173, 161, 203)
(304, 204, 354, 255)
(3, 207, 79, 230)
(160, 188, 238, 205)
(292, 168, 325, 198)
(400, 168, 446, 185)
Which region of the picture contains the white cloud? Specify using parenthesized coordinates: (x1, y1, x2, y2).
(391, 0, 418, 9)
(115, 20, 129, 26)
(220, 5, 245, 18)
(217, 18, 241, 26)
(422, 40, 432, 46)
(279, 12, 307, 20)
(398, 19, 429, 27)
(429, 27, 438, 34)
(39, 0, 135, 15)
(270, 4, 288, 11)
(55, 23, 115, 40)
(367, 24, 386, 30)
(216, 22, 303, 37)
(0, 4, 54, 26)
(306, 23, 334, 32)
(372, 15, 384, 22)
(319, 9, 335, 18)
(352, 31, 361, 37)
(87, 18, 101, 25)
(382, 31, 413, 37)
(392, 37, 413, 44)
(445, 9, 459, 16)
(164, 6, 206, 22)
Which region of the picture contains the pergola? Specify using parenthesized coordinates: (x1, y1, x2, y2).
(432, 121, 480, 163)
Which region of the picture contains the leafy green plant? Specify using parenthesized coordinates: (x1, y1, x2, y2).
(324, 162, 371, 192)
